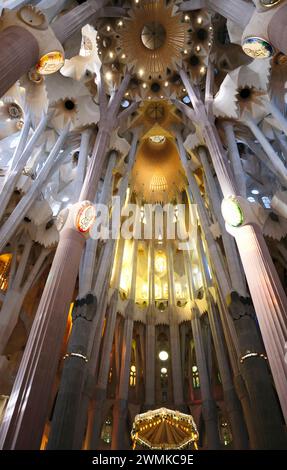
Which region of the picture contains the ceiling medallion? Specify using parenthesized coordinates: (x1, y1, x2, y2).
(242, 37, 274, 59)
(117, 0, 190, 80)
(141, 22, 166, 50)
(36, 51, 65, 75)
(76, 202, 96, 233)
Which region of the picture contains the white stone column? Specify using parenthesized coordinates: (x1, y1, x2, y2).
(197, 144, 247, 297)
(197, 235, 249, 449)
(73, 129, 91, 202)
(145, 239, 156, 408)
(0, 75, 132, 449)
(179, 71, 287, 424)
(166, 241, 184, 406)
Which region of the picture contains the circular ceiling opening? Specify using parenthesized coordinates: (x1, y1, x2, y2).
(141, 22, 166, 50)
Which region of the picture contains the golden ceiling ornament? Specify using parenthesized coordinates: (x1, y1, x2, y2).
(117, 0, 190, 80)
(131, 136, 186, 203)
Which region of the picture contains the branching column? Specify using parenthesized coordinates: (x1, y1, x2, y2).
(184, 252, 221, 449)
(0, 76, 131, 449)
(179, 69, 287, 424)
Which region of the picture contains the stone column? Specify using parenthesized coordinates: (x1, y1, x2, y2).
(197, 236, 249, 449)
(229, 223, 287, 429)
(191, 308, 221, 449)
(0, 2, 110, 98)
(221, 122, 246, 197)
(0, 225, 85, 449)
(207, 0, 254, 28)
(166, 241, 184, 407)
(145, 240, 156, 408)
(74, 130, 91, 202)
(0, 112, 50, 221)
(111, 311, 134, 450)
(179, 71, 287, 425)
(0, 125, 69, 252)
(268, 3, 287, 55)
(196, 145, 247, 297)
(75, 133, 139, 448)
(111, 240, 138, 450)
(47, 293, 97, 449)
(87, 290, 119, 449)
(242, 1, 287, 56)
(0, 244, 49, 354)
(183, 252, 221, 449)
(246, 118, 287, 185)
(0, 26, 39, 98)
(0, 76, 131, 449)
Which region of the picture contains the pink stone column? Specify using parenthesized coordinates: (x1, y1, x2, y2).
(0, 228, 85, 449)
(232, 223, 287, 422)
(0, 26, 39, 98)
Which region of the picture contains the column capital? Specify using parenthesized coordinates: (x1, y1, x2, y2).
(0, 7, 64, 75)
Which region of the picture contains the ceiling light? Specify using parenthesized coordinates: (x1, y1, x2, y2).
(184, 15, 190, 21)
(159, 351, 169, 361)
(105, 71, 112, 80)
(118, 20, 123, 27)
(106, 25, 111, 32)
(109, 51, 114, 59)
(161, 367, 167, 374)
(164, 81, 169, 87)
(197, 17, 203, 25)
(138, 69, 144, 77)
(142, 83, 147, 88)
(251, 189, 259, 195)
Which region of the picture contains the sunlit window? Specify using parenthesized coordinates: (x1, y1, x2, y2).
(130, 364, 136, 387)
(192, 365, 200, 389)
